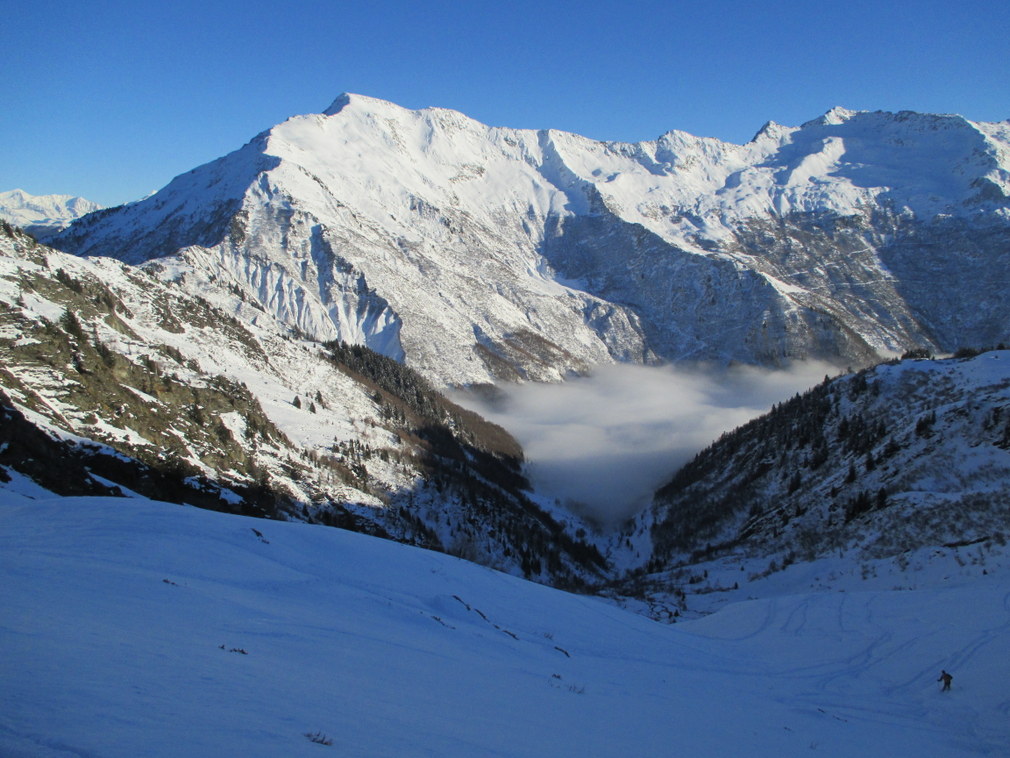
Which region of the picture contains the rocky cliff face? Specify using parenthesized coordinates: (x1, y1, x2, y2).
(50, 96, 1010, 386)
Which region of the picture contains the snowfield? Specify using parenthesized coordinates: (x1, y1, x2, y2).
(2, 489, 1008, 757)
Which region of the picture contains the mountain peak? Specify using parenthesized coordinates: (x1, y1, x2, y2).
(323, 92, 411, 117)
(750, 120, 789, 142)
(323, 92, 353, 116)
(821, 105, 859, 124)
(800, 106, 863, 129)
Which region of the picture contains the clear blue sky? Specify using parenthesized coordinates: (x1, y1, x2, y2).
(4, 0, 1008, 207)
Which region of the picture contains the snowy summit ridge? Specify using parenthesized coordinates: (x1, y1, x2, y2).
(52, 95, 1010, 385)
(805, 105, 862, 126)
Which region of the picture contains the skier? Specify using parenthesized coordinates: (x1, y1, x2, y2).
(938, 670, 953, 691)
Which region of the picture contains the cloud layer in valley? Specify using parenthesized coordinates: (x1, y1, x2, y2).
(454, 361, 839, 526)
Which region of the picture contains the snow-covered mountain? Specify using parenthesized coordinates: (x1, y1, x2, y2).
(6, 96, 1010, 755)
(0, 222, 604, 585)
(12, 207, 1010, 595)
(616, 348, 1010, 618)
(0, 188, 102, 240)
(53, 95, 1010, 385)
(3, 491, 1008, 757)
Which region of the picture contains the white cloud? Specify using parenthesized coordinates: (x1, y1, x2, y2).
(454, 361, 837, 526)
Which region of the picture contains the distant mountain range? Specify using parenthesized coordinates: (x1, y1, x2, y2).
(0, 188, 102, 240)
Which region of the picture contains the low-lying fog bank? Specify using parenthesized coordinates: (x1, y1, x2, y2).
(454, 361, 839, 525)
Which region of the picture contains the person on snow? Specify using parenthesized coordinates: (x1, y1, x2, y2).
(938, 670, 953, 691)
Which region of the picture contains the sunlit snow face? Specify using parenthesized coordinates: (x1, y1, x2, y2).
(455, 361, 838, 525)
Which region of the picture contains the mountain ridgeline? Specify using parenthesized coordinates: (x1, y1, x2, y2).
(49, 96, 1010, 385)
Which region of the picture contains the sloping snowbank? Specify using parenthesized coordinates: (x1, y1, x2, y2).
(2, 490, 1007, 757)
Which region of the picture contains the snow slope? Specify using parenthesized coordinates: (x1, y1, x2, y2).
(2, 491, 1008, 757)
(52, 96, 1010, 385)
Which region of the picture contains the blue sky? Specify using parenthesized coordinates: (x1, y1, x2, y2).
(4, 0, 1008, 207)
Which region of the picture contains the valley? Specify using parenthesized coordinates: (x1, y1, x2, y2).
(2, 94, 1009, 755)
